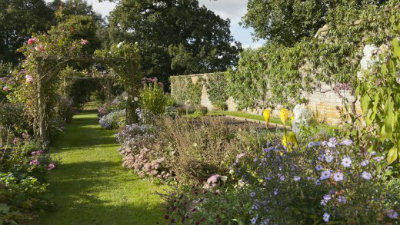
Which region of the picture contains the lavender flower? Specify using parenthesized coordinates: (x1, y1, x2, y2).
(323, 213, 330, 222)
(360, 159, 369, 166)
(325, 155, 334, 163)
(327, 138, 338, 148)
(361, 171, 372, 180)
(341, 157, 352, 168)
(293, 176, 301, 181)
(316, 165, 323, 171)
(387, 210, 398, 219)
(320, 170, 331, 180)
(333, 172, 344, 182)
(340, 139, 353, 146)
(338, 195, 347, 203)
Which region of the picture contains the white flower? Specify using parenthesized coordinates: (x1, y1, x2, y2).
(361, 171, 372, 180)
(293, 176, 301, 181)
(117, 42, 124, 48)
(341, 157, 352, 168)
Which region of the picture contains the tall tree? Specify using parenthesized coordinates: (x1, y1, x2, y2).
(0, 0, 54, 64)
(242, 0, 388, 46)
(49, 0, 102, 22)
(108, 0, 241, 83)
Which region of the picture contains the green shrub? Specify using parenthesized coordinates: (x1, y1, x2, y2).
(205, 73, 229, 107)
(170, 76, 202, 106)
(139, 81, 168, 115)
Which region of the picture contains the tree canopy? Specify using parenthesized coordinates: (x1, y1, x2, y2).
(242, 0, 388, 46)
(108, 0, 242, 83)
(0, 0, 54, 64)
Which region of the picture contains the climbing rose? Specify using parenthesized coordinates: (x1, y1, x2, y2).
(34, 44, 45, 52)
(2, 86, 9, 91)
(81, 39, 88, 45)
(28, 38, 38, 45)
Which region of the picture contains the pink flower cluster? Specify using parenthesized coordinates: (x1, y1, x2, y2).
(48, 163, 56, 171)
(31, 150, 44, 156)
(81, 39, 88, 45)
(25, 75, 33, 83)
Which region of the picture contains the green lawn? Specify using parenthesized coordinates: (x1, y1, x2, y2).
(39, 112, 166, 225)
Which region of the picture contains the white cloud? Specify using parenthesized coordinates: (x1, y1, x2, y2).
(198, 0, 247, 25)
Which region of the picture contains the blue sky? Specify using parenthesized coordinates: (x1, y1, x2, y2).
(61, 0, 264, 48)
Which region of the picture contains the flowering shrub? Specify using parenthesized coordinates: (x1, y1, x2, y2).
(235, 138, 400, 225)
(99, 109, 126, 129)
(0, 139, 56, 224)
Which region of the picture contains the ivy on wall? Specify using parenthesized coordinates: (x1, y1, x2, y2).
(170, 76, 203, 106)
(205, 72, 229, 109)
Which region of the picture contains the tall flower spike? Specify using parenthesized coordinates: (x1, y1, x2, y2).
(263, 109, 271, 126)
(280, 108, 289, 125)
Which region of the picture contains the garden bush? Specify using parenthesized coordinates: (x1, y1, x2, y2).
(99, 109, 126, 129)
(139, 78, 169, 116)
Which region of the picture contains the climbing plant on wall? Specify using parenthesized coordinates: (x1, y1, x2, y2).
(170, 76, 202, 106)
(205, 72, 229, 109)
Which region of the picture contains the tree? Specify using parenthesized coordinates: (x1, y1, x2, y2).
(0, 0, 54, 64)
(242, 0, 388, 46)
(49, 0, 102, 22)
(108, 0, 241, 84)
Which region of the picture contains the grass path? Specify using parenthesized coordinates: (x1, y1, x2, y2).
(39, 112, 166, 225)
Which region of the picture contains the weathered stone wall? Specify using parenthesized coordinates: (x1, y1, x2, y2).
(170, 73, 360, 125)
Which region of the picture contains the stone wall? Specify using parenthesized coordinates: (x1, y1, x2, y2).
(170, 73, 360, 125)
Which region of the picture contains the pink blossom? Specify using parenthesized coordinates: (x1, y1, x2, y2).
(2, 86, 9, 92)
(28, 38, 38, 45)
(47, 163, 56, 170)
(81, 39, 88, 45)
(29, 159, 40, 166)
(25, 75, 33, 83)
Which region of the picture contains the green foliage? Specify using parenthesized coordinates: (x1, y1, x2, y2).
(0, 0, 54, 64)
(205, 73, 229, 109)
(108, 0, 241, 83)
(356, 12, 400, 165)
(0, 102, 30, 135)
(243, 0, 388, 46)
(227, 42, 311, 109)
(170, 76, 202, 106)
(139, 81, 168, 115)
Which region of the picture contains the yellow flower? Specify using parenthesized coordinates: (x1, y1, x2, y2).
(263, 109, 271, 125)
(282, 131, 298, 151)
(280, 108, 289, 124)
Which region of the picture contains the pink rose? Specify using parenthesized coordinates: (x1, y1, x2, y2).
(28, 38, 38, 45)
(80, 39, 88, 45)
(2, 86, 9, 92)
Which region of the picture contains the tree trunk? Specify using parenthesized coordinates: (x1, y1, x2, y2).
(125, 83, 140, 124)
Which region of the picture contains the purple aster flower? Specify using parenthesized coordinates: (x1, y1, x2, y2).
(315, 179, 321, 185)
(361, 171, 372, 180)
(325, 155, 334, 163)
(387, 210, 398, 219)
(318, 155, 325, 161)
(251, 216, 258, 224)
(360, 159, 369, 166)
(316, 165, 323, 171)
(370, 151, 377, 156)
(308, 142, 320, 148)
(333, 172, 344, 182)
(274, 188, 278, 196)
(279, 175, 285, 181)
(320, 170, 331, 180)
(374, 156, 384, 162)
(321, 194, 331, 205)
(250, 192, 256, 198)
(327, 138, 337, 148)
(340, 139, 353, 146)
(323, 213, 330, 222)
(338, 195, 347, 203)
(341, 157, 352, 167)
(293, 176, 301, 181)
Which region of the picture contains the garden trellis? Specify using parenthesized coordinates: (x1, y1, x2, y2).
(13, 32, 141, 148)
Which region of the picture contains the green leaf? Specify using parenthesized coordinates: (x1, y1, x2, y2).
(384, 99, 394, 138)
(387, 147, 398, 164)
(361, 94, 371, 114)
(392, 38, 400, 58)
